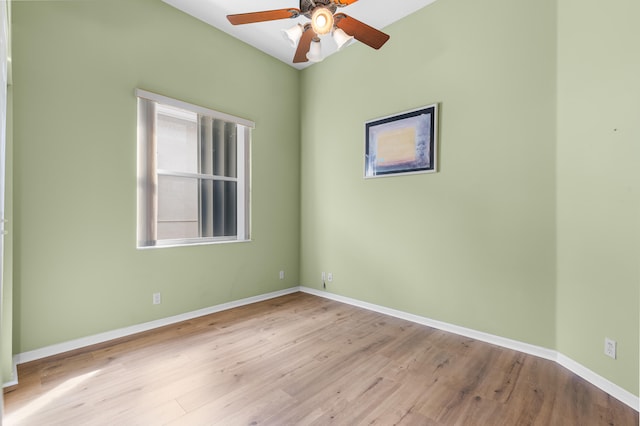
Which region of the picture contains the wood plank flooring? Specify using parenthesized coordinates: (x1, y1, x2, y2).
(3, 292, 638, 425)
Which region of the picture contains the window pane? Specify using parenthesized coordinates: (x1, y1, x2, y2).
(200, 118, 237, 178)
(157, 105, 198, 173)
(157, 175, 199, 240)
(200, 180, 237, 237)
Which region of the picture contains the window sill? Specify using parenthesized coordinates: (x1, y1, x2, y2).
(137, 238, 252, 250)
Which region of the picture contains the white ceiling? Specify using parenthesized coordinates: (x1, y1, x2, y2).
(162, 0, 437, 70)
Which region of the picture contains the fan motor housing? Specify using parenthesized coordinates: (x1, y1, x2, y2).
(300, 0, 337, 17)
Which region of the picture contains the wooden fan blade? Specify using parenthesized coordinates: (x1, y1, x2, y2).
(227, 8, 300, 25)
(293, 26, 315, 63)
(335, 14, 390, 49)
(333, 0, 359, 5)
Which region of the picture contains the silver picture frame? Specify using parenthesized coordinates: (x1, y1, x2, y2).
(364, 104, 438, 178)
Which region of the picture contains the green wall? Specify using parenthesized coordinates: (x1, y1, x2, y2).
(300, 0, 638, 397)
(556, 0, 639, 395)
(7, 0, 639, 400)
(11, 0, 300, 353)
(301, 0, 557, 347)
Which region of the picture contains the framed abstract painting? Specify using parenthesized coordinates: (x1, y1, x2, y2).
(364, 104, 438, 178)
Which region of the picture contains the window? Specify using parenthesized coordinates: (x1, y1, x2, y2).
(136, 89, 253, 248)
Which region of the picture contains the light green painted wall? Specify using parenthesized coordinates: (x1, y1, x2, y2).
(11, 0, 300, 353)
(556, 0, 639, 395)
(8, 0, 639, 400)
(300, 0, 557, 348)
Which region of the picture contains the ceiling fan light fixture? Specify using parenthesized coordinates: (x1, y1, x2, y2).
(310, 7, 334, 35)
(281, 23, 304, 47)
(306, 37, 324, 62)
(332, 28, 354, 50)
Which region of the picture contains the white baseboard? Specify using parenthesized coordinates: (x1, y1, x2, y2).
(6, 285, 639, 413)
(299, 287, 557, 361)
(7, 286, 299, 381)
(299, 286, 639, 412)
(556, 353, 639, 412)
(2, 359, 18, 388)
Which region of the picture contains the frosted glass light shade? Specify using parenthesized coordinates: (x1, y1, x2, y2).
(333, 28, 354, 50)
(306, 38, 323, 62)
(281, 24, 303, 47)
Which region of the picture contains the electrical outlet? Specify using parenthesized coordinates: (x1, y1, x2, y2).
(327, 272, 333, 282)
(321, 272, 326, 281)
(153, 292, 161, 305)
(604, 337, 616, 359)
(279, 270, 285, 280)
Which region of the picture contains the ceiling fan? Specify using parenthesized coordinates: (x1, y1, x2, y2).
(227, 0, 390, 64)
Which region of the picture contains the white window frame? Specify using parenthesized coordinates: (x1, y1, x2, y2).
(136, 89, 253, 248)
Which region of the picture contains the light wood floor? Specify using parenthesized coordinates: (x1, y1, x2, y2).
(3, 292, 638, 425)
